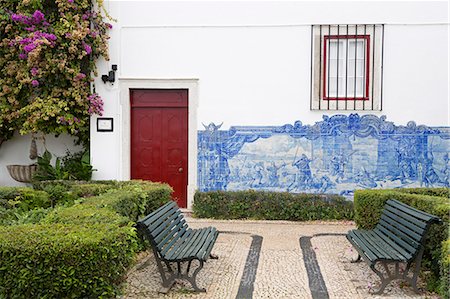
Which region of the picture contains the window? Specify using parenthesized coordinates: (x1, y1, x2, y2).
(310, 25, 384, 111)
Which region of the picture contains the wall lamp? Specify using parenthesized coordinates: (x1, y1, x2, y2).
(101, 64, 117, 84)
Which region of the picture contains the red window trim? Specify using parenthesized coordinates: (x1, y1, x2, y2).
(323, 35, 370, 101)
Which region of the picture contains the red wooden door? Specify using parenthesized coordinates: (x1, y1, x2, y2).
(130, 89, 188, 208)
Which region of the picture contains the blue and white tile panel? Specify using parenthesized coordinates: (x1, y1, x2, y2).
(198, 114, 450, 197)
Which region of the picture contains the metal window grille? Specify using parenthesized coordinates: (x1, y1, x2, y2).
(310, 24, 384, 111)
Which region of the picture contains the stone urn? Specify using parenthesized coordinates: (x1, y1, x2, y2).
(6, 164, 37, 183)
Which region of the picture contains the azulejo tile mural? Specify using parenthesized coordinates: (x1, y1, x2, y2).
(198, 114, 450, 196)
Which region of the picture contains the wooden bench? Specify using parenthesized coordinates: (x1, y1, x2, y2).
(136, 201, 219, 293)
(347, 199, 441, 294)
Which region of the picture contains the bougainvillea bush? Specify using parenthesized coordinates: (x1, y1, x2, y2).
(0, 0, 111, 146)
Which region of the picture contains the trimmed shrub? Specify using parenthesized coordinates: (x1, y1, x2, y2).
(354, 188, 449, 297)
(193, 190, 353, 221)
(0, 223, 137, 299)
(0, 187, 51, 210)
(0, 180, 173, 298)
(440, 240, 450, 299)
(395, 187, 449, 198)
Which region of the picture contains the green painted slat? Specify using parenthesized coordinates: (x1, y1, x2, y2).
(196, 228, 218, 260)
(166, 229, 203, 260)
(378, 218, 419, 248)
(152, 213, 183, 241)
(186, 228, 213, 259)
(375, 225, 417, 254)
(140, 201, 177, 225)
(142, 209, 179, 234)
(382, 210, 425, 236)
(360, 231, 403, 260)
(156, 219, 186, 250)
(175, 228, 209, 260)
(202, 229, 219, 260)
(354, 230, 391, 259)
(384, 205, 427, 229)
(381, 213, 423, 242)
(366, 231, 408, 261)
(348, 230, 379, 261)
(371, 230, 412, 261)
(160, 225, 189, 256)
(386, 200, 437, 222)
(164, 229, 194, 260)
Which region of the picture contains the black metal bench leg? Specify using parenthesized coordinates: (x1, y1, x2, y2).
(150, 248, 177, 294)
(406, 246, 424, 293)
(370, 262, 393, 295)
(185, 260, 207, 292)
(210, 253, 219, 259)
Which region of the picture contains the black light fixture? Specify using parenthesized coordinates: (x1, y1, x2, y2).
(101, 64, 117, 84)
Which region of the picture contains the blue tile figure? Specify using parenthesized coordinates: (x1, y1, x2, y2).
(290, 154, 313, 191)
(197, 114, 450, 196)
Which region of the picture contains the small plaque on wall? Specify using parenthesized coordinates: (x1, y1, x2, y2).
(97, 117, 113, 132)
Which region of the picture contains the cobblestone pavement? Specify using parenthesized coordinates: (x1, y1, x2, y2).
(122, 218, 440, 299)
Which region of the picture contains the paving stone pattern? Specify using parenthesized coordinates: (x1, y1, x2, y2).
(121, 218, 439, 299)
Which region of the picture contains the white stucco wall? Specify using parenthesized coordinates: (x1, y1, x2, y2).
(90, 1, 448, 193)
(0, 134, 82, 186)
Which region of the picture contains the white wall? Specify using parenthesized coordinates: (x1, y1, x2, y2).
(91, 0, 449, 181)
(0, 134, 82, 186)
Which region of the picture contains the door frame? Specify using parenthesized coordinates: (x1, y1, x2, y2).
(119, 79, 199, 209)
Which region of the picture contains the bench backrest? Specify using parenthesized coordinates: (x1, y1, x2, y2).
(375, 199, 441, 261)
(136, 201, 188, 256)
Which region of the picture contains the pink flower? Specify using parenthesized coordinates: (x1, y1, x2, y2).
(31, 67, 39, 76)
(75, 73, 86, 81)
(87, 93, 104, 116)
(24, 43, 36, 53)
(19, 53, 27, 59)
(32, 10, 45, 24)
(68, 0, 74, 2)
(31, 80, 39, 87)
(83, 42, 92, 55)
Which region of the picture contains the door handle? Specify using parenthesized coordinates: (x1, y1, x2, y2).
(178, 167, 183, 173)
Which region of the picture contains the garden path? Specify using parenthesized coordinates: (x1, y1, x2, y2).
(122, 218, 439, 299)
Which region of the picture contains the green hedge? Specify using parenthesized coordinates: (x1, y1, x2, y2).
(193, 190, 353, 220)
(0, 180, 172, 298)
(0, 187, 51, 210)
(0, 224, 137, 299)
(354, 188, 449, 298)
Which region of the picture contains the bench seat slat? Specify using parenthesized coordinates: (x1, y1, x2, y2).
(367, 231, 411, 261)
(185, 227, 215, 259)
(384, 205, 427, 230)
(200, 229, 219, 260)
(371, 229, 413, 261)
(163, 229, 194, 259)
(165, 229, 206, 261)
(375, 224, 417, 254)
(363, 231, 406, 260)
(382, 210, 425, 238)
(378, 218, 420, 248)
(160, 225, 189, 256)
(172, 228, 211, 261)
(348, 230, 408, 261)
(348, 230, 380, 261)
(157, 219, 187, 251)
